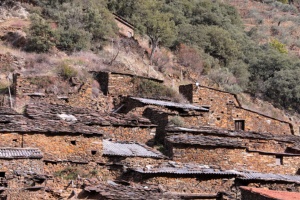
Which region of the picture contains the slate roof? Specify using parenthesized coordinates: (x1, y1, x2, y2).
(0, 114, 104, 135)
(130, 162, 300, 184)
(166, 134, 244, 148)
(166, 127, 300, 144)
(84, 182, 179, 200)
(25, 103, 155, 127)
(130, 97, 209, 111)
(0, 148, 43, 159)
(240, 187, 300, 200)
(103, 140, 164, 158)
(131, 162, 240, 175)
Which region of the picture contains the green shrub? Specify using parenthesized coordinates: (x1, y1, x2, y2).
(277, 0, 288, 4)
(270, 39, 288, 54)
(134, 79, 179, 101)
(26, 14, 55, 53)
(56, 27, 92, 52)
(56, 61, 78, 80)
(53, 167, 80, 180)
(37, 0, 118, 52)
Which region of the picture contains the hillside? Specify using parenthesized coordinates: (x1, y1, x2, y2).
(1, 0, 300, 124)
(1, 1, 300, 199)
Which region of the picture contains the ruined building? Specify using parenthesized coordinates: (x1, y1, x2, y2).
(179, 84, 294, 135)
(0, 72, 300, 199)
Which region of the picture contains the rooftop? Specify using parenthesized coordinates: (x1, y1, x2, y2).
(130, 97, 209, 112)
(25, 103, 155, 127)
(0, 114, 103, 135)
(166, 127, 300, 144)
(0, 148, 43, 159)
(103, 140, 164, 158)
(131, 162, 239, 175)
(240, 187, 300, 200)
(84, 181, 179, 200)
(166, 134, 244, 148)
(130, 162, 300, 184)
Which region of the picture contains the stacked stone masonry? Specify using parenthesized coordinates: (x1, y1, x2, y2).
(179, 84, 293, 135)
(2, 70, 300, 199)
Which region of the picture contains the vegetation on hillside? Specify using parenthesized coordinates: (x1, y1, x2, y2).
(108, 0, 300, 112)
(5, 0, 300, 113)
(26, 0, 118, 52)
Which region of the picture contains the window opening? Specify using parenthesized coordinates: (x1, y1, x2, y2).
(276, 156, 283, 165)
(235, 120, 245, 131)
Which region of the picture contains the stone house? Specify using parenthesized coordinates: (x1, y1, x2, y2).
(115, 96, 209, 142)
(11, 72, 164, 112)
(114, 14, 135, 38)
(0, 148, 46, 200)
(179, 84, 293, 135)
(124, 162, 300, 199)
(0, 105, 104, 164)
(165, 127, 300, 174)
(0, 103, 157, 168)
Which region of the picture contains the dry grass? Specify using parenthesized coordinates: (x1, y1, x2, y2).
(225, 0, 300, 56)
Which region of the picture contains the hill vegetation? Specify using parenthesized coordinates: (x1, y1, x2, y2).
(109, 0, 300, 113)
(2, 0, 300, 114)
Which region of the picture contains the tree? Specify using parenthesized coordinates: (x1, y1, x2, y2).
(26, 14, 55, 52)
(266, 68, 300, 110)
(111, 0, 177, 63)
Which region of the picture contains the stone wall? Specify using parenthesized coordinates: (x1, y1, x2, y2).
(166, 132, 295, 153)
(143, 108, 169, 142)
(93, 72, 163, 97)
(117, 100, 209, 142)
(13, 75, 112, 111)
(169, 145, 300, 174)
(180, 114, 209, 128)
(230, 107, 292, 135)
(0, 133, 103, 162)
(2, 190, 49, 200)
(44, 162, 122, 182)
(125, 173, 237, 198)
(179, 84, 292, 135)
(101, 126, 156, 145)
(0, 159, 43, 175)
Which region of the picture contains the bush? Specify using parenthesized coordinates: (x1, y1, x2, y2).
(134, 79, 180, 101)
(56, 61, 78, 80)
(26, 14, 55, 52)
(37, 0, 118, 52)
(54, 167, 81, 180)
(56, 28, 92, 52)
(277, 0, 288, 4)
(270, 39, 288, 54)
